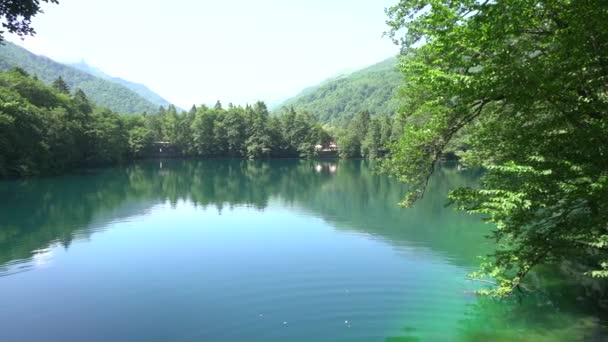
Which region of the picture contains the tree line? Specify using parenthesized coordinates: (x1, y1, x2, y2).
(0, 68, 403, 178)
(333, 110, 402, 159)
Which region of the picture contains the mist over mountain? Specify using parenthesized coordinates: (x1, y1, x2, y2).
(0, 42, 160, 114)
(276, 57, 402, 123)
(70, 60, 173, 109)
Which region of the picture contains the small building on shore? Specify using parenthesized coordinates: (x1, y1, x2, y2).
(315, 141, 338, 152)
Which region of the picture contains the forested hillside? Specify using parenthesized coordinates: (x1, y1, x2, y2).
(0, 69, 343, 177)
(0, 42, 159, 114)
(277, 57, 402, 123)
(71, 60, 172, 108)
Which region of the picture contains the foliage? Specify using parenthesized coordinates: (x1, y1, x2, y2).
(0, 68, 127, 176)
(277, 57, 403, 123)
(70, 60, 173, 108)
(336, 111, 398, 158)
(0, 0, 58, 42)
(125, 118, 153, 158)
(52, 76, 69, 94)
(0, 70, 341, 177)
(384, 0, 608, 296)
(0, 60, 404, 178)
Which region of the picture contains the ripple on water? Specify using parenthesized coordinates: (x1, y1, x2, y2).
(0, 247, 55, 277)
(139, 263, 475, 341)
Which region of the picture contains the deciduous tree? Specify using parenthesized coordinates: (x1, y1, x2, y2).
(384, 0, 608, 296)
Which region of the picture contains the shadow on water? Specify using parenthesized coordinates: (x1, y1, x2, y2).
(0, 159, 606, 340)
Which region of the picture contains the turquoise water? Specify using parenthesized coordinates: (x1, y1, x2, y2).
(0, 160, 604, 341)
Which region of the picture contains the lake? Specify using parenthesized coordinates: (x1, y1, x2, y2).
(0, 160, 605, 341)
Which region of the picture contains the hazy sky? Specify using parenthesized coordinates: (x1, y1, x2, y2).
(8, 0, 399, 108)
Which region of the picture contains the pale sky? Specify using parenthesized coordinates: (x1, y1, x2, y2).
(8, 0, 399, 108)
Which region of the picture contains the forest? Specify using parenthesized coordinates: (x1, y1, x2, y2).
(0, 68, 402, 178)
(277, 57, 402, 123)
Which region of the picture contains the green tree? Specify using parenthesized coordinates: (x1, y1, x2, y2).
(224, 106, 247, 156)
(85, 108, 128, 164)
(52, 76, 70, 94)
(245, 102, 273, 159)
(72, 89, 93, 114)
(335, 110, 372, 158)
(191, 108, 216, 157)
(385, 0, 608, 296)
(0, 86, 46, 175)
(352, 110, 370, 138)
(279, 107, 298, 155)
(180, 105, 197, 156)
(145, 112, 164, 142)
(378, 113, 393, 148)
(316, 126, 332, 149)
(189, 105, 197, 116)
(124, 115, 153, 158)
(213, 111, 228, 156)
(362, 116, 382, 158)
(161, 105, 184, 153)
(337, 132, 361, 158)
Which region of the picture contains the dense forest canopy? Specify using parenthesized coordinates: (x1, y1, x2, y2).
(384, 0, 608, 296)
(277, 57, 403, 124)
(0, 68, 403, 177)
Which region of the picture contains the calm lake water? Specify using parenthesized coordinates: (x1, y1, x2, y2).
(0, 160, 605, 341)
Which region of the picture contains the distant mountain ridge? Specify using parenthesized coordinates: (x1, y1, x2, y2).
(276, 57, 403, 123)
(70, 60, 172, 109)
(0, 42, 160, 114)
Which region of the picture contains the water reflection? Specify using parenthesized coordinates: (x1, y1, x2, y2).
(0, 160, 485, 274)
(0, 160, 606, 340)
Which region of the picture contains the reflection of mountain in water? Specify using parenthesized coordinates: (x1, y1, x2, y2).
(0, 160, 486, 274)
(286, 161, 491, 266)
(1, 160, 607, 340)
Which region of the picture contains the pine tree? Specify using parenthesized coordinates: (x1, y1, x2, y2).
(52, 76, 70, 94)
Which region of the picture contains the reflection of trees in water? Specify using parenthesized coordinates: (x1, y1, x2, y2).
(382, 272, 607, 341)
(1, 160, 607, 338)
(0, 160, 486, 271)
(0, 160, 339, 269)
(454, 288, 607, 341)
(296, 161, 491, 266)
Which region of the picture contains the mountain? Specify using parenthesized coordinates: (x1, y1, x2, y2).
(0, 42, 159, 114)
(70, 60, 172, 109)
(276, 57, 403, 123)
